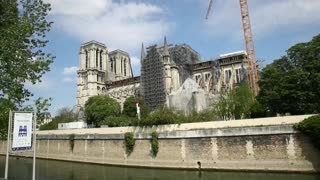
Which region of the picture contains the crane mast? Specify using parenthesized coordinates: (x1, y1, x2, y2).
(206, 0, 259, 96)
(239, 0, 258, 96)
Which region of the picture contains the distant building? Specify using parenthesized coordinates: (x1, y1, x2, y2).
(76, 38, 248, 114)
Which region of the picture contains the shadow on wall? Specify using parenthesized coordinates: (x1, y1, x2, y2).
(294, 133, 320, 171)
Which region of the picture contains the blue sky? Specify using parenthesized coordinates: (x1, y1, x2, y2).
(26, 0, 320, 115)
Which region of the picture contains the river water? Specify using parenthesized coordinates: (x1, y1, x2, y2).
(0, 156, 319, 180)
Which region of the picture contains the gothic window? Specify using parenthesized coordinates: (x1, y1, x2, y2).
(96, 49, 99, 68)
(205, 73, 210, 81)
(121, 58, 123, 74)
(235, 69, 241, 83)
(85, 50, 88, 68)
(114, 58, 117, 74)
(100, 50, 103, 70)
(110, 58, 113, 72)
(124, 59, 127, 76)
(225, 70, 232, 84)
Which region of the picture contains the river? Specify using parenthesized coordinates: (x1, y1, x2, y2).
(0, 156, 319, 180)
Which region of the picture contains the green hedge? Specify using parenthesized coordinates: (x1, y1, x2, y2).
(294, 115, 320, 150)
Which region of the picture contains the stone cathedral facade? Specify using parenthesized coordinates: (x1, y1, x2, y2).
(77, 38, 248, 114)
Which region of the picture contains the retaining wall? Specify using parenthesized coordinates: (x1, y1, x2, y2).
(1, 115, 319, 172)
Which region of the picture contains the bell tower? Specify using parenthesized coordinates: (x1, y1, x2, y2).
(77, 41, 108, 109)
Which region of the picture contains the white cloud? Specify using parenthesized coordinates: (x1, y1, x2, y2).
(63, 66, 78, 75)
(46, 0, 172, 52)
(204, 0, 320, 39)
(62, 77, 76, 83)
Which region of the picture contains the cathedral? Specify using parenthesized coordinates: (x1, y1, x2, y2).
(77, 37, 248, 114)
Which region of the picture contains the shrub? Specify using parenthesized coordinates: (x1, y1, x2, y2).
(248, 100, 267, 118)
(40, 116, 73, 130)
(185, 110, 217, 123)
(150, 131, 159, 157)
(85, 96, 121, 126)
(140, 107, 185, 126)
(99, 116, 137, 127)
(124, 132, 135, 156)
(123, 96, 150, 118)
(294, 115, 320, 150)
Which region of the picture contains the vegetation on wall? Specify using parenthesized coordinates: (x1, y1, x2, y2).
(69, 134, 75, 152)
(124, 132, 135, 156)
(258, 34, 320, 115)
(294, 115, 320, 150)
(85, 96, 121, 127)
(150, 131, 159, 157)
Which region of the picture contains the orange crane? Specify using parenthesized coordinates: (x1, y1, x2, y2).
(206, 0, 259, 96)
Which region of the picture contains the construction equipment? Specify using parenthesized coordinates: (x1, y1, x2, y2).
(206, 0, 259, 96)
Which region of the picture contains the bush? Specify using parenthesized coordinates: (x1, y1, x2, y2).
(124, 132, 135, 155)
(150, 131, 159, 157)
(40, 116, 73, 130)
(294, 115, 320, 150)
(123, 96, 150, 118)
(85, 96, 121, 126)
(99, 116, 137, 127)
(185, 110, 217, 123)
(248, 101, 267, 118)
(140, 107, 185, 126)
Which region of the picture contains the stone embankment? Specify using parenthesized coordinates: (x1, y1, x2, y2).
(1, 115, 319, 173)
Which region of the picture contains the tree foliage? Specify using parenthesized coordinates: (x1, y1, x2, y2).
(22, 97, 52, 127)
(0, 98, 15, 138)
(122, 96, 149, 118)
(39, 107, 75, 130)
(84, 96, 121, 126)
(258, 34, 320, 115)
(294, 115, 320, 150)
(0, 0, 53, 104)
(213, 83, 255, 120)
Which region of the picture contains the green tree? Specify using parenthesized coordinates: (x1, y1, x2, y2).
(0, 0, 53, 134)
(85, 96, 121, 126)
(0, 99, 15, 138)
(40, 107, 75, 130)
(22, 97, 52, 126)
(0, 0, 53, 104)
(213, 83, 255, 120)
(122, 96, 149, 118)
(258, 34, 320, 115)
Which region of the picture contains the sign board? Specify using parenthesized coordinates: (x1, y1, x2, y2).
(12, 112, 33, 151)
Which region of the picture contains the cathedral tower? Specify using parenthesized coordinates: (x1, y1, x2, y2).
(77, 41, 108, 109)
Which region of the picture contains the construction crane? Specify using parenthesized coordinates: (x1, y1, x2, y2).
(206, 0, 259, 96)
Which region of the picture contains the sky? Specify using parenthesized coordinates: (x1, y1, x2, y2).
(26, 0, 320, 116)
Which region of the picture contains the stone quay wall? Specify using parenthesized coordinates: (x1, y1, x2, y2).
(1, 115, 319, 173)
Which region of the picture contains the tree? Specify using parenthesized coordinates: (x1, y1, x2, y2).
(0, 0, 53, 135)
(213, 83, 254, 120)
(21, 97, 52, 127)
(56, 107, 75, 120)
(0, 0, 53, 104)
(0, 98, 15, 138)
(258, 34, 320, 115)
(122, 96, 149, 118)
(85, 96, 121, 126)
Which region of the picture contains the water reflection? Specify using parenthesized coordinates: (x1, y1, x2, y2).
(0, 156, 318, 180)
